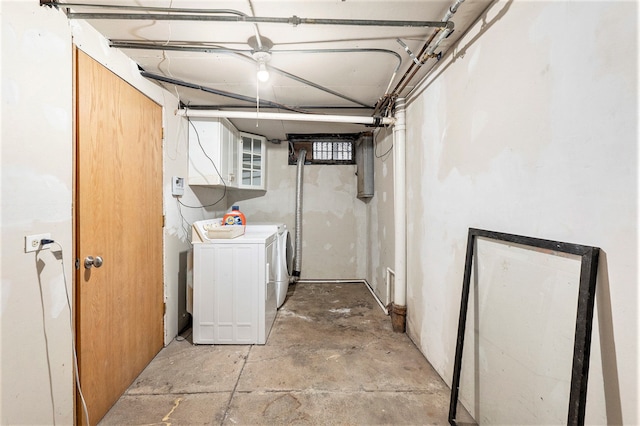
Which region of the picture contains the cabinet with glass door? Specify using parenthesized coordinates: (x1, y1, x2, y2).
(238, 132, 266, 190)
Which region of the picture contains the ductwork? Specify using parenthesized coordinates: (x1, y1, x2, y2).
(292, 149, 307, 280)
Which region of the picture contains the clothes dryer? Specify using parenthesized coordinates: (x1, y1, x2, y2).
(245, 223, 292, 308)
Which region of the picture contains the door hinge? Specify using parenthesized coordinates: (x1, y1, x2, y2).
(163, 215, 166, 228)
(75, 258, 80, 270)
(163, 302, 167, 315)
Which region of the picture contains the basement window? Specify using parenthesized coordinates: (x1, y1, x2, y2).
(288, 134, 358, 165)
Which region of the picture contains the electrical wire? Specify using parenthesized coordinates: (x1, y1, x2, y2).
(374, 126, 394, 159)
(176, 198, 192, 243)
(43, 240, 90, 426)
(159, 0, 187, 163)
(178, 118, 227, 209)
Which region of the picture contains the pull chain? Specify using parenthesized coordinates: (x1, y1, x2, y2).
(256, 76, 260, 127)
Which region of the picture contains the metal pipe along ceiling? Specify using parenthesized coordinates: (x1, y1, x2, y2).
(50, 2, 453, 29)
(45, 0, 466, 119)
(374, 0, 466, 115)
(141, 71, 307, 113)
(115, 42, 388, 109)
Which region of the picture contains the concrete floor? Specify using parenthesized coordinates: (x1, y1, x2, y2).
(100, 282, 474, 425)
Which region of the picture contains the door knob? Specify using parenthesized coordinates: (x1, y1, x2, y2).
(84, 256, 104, 269)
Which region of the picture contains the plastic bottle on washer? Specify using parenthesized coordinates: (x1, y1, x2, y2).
(222, 205, 246, 226)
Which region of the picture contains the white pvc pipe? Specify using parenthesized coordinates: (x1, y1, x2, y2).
(176, 108, 395, 126)
(385, 267, 395, 308)
(393, 98, 407, 308)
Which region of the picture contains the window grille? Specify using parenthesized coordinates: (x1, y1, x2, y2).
(313, 141, 353, 162)
(288, 134, 357, 165)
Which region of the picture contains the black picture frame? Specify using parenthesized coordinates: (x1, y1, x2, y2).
(448, 228, 600, 426)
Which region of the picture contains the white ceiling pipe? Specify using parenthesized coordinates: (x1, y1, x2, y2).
(176, 109, 395, 126)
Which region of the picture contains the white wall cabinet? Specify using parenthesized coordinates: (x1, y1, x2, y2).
(238, 132, 266, 190)
(188, 118, 239, 187)
(188, 119, 267, 191)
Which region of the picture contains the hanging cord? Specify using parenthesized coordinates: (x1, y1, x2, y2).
(39, 240, 90, 426)
(374, 126, 394, 159)
(256, 74, 260, 127)
(176, 198, 192, 243)
(177, 119, 227, 209)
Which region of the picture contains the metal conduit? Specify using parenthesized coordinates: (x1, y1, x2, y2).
(141, 71, 308, 113)
(62, 11, 451, 30)
(114, 41, 388, 109)
(44, 1, 268, 50)
(67, 13, 452, 29)
(245, 1, 264, 50)
(111, 42, 250, 54)
(273, 48, 402, 98)
(43, 2, 250, 15)
(46, 1, 452, 29)
(374, 0, 464, 116)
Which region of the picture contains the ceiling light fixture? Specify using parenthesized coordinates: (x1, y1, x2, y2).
(248, 35, 274, 83)
(256, 59, 270, 82)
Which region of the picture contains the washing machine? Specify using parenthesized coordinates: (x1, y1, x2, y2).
(245, 223, 293, 308)
(191, 219, 278, 344)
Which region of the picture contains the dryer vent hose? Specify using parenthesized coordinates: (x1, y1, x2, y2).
(293, 148, 306, 279)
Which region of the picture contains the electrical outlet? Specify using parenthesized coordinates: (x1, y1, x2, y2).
(172, 176, 185, 196)
(25, 233, 52, 253)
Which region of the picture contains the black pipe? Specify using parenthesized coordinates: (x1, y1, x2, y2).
(140, 71, 308, 113)
(115, 42, 375, 109)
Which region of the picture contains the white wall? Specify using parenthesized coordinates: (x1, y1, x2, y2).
(365, 128, 395, 304)
(397, 1, 638, 423)
(1, 3, 74, 424)
(164, 118, 228, 341)
(230, 142, 368, 280)
(0, 2, 222, 423)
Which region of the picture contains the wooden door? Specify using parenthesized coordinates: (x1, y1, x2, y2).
(75, 49, 164, 425)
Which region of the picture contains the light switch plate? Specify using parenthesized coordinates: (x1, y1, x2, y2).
(172, 176, 185, 196)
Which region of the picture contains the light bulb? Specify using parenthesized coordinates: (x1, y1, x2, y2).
(257, 62, 269, 82)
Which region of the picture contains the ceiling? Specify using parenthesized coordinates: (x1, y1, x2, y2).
(50, 0, 493, 140)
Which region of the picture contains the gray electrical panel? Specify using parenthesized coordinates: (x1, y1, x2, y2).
(356, 133, 374, 199)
